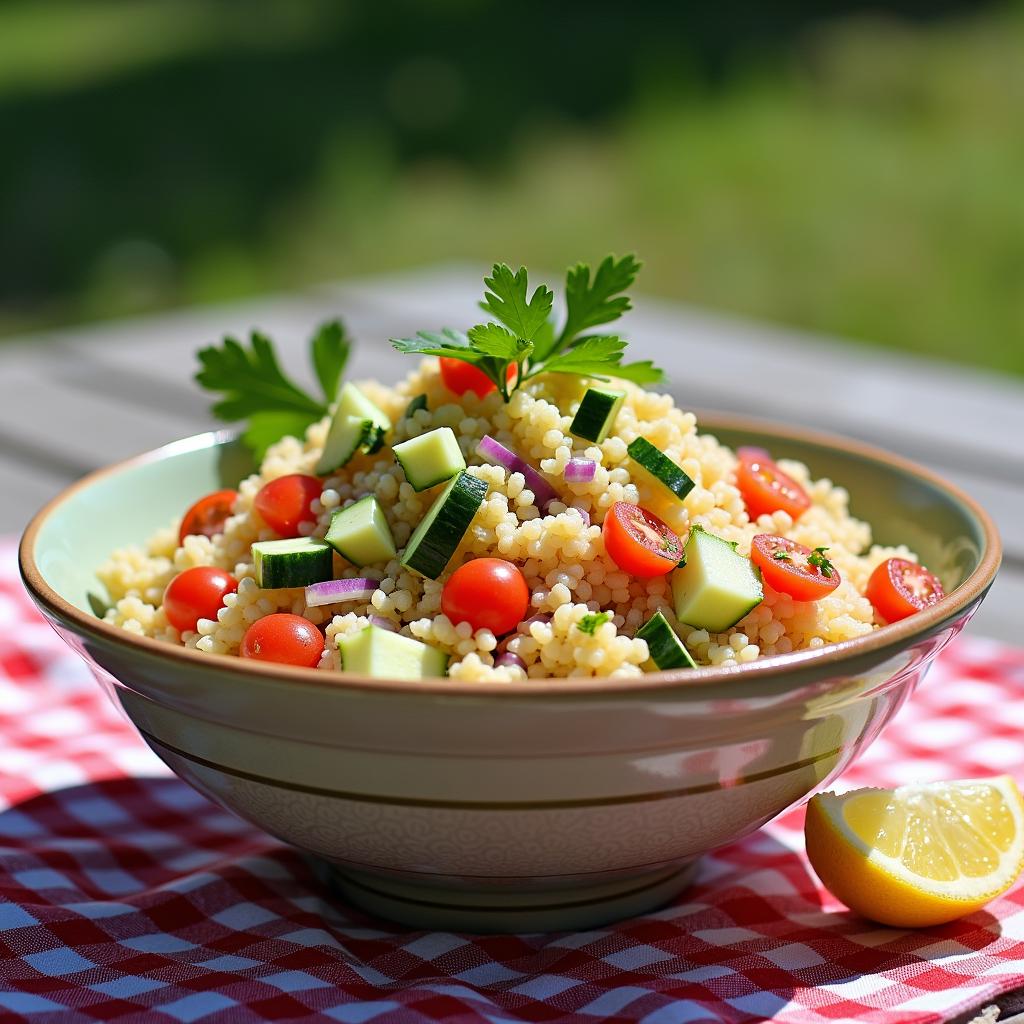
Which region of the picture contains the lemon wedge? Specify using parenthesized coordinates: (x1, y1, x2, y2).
(805, 776, 1024, 927)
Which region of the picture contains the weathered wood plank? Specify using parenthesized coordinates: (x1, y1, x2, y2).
(0, 362, 207, 474)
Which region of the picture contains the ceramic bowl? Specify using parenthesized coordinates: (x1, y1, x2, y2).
(19, 416, 1001, 932)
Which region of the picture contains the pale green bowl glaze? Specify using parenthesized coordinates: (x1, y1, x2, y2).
(20, 416, 1001, 932)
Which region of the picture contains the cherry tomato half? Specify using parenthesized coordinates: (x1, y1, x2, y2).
(179, 489, 238, 545)
(866, 557, 945, 624)
(240, 613, 325, 667)
(736, 447, 811, 522)
(602, 502, 683, 578)
(441, 557, 530, 635)
(439, 357, 517, 399)
(163, 566, 238, 634)
(751, 534, 841, 602)
(254, 474, 322, 538)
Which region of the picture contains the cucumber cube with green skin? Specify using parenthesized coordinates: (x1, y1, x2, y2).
(403, 394, 428, 419)
(315, 383, 392, 475)
(636, 609, 697, 670)
(570, 387, 626, 443)
(338, 625, 448, 679)
(252, 537, 334, 589)
(671, 526, 763, 632)
(627, 437, 695, 503)
(325, 496, 397, 567)
(392, 427, 467, 491)
(401, 471, 488, 580)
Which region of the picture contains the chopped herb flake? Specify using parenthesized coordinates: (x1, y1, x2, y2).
(808, 546, 835, 577)
(577, 612, 611, 636)
(773, 550, 793, 562)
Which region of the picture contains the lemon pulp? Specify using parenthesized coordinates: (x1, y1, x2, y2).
(805, 776, 1024, 927)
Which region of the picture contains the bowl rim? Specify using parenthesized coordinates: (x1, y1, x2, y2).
(19, 414, 1002, 698)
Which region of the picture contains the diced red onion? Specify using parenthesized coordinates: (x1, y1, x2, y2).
(494, 652, 527, 672)
(369, 615, 398, 632)
(570, 507, 591, 527)
(522, 612, 552, 629)
(564, 458, 596, 483)
(496, 612, 552, 654)
(476, 435, 560, 510)
(305, 578, 377, 607)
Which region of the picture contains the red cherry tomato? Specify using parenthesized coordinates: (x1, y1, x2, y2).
(254, 474, 322, 538)
(163, 566, 238, 634)
(602, 502, 683, 578)
(439, 357, 517, 399)
(240, 613, 325, 667)
(179, 489, 238, 545)
(750, 534, 841, 602)
(441, 557, 530, 635)
(866, 557, 945, 624)
(736, 447, 811, 522)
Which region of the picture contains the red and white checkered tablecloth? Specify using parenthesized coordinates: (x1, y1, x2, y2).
(4, 537, 1024, 1024)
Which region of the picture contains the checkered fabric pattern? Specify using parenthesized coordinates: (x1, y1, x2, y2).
(4, 538, 1024, 1024)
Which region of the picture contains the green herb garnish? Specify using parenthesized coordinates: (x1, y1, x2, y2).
(196, 319, 352, 460)
(807, 546, 835, 577)
(391, 254, 665, 401)
(577, 611, 611, 636)
(773, 550, 793, 562)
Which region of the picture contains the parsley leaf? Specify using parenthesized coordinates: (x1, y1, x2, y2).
(466, 323, 532, 362)
(559, 253, 641, 348)
(196, 319, 353, 460)
(389, 328, 484, 363)
(311, 319, 351, 404)
(538, 336, 665, 385)
(196, 331, 325, 421)
(773, 550, 793, 562)
(244, 411, 320, 462)
(481, 264, 553, 343)
(577, 611, 611, 636)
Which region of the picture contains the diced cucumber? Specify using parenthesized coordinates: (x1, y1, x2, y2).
(392, 427, 467, 491)
(671, 526, 763, 632)
(315, 416, 376, 476)
(628, 437, 696, 503)
(338, 625, 448, 679)
(252, 537, 334, 589)
(315, 383, 392, 474)
(636, 609, 697, 671)
(570, 387, 625, 444)
(403, 394, 428, 418)
(325, 496, 397, 567)
(401, 470, 488, 579)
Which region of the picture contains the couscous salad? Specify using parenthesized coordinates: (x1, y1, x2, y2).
(99, 256, 945, 680)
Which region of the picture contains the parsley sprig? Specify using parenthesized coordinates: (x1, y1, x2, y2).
(196, 319, 351, 460)
(390, 254, 664, 401)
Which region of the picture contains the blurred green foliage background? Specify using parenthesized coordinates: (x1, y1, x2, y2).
(2, 0, 1021, 375)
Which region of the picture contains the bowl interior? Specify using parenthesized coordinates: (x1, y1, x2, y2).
(33, 434, 256, 617)
(31, 419, 984, 621)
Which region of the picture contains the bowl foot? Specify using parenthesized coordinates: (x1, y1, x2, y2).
(321, 860, 700, 933)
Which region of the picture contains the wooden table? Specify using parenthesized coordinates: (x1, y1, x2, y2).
(2, 264, 1022, 642)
